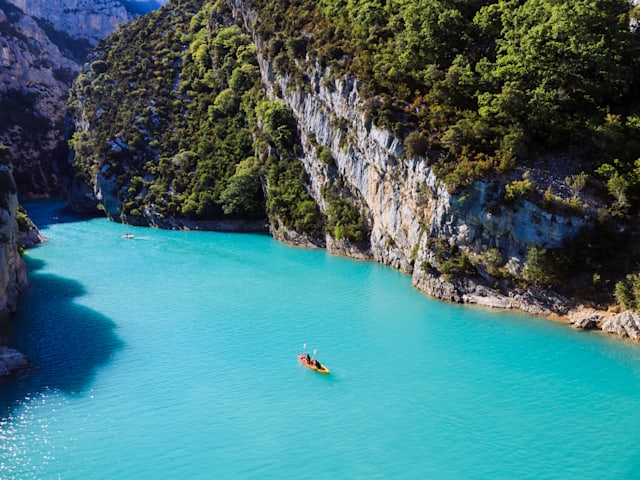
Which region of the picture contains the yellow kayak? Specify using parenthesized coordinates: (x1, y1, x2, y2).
(298, 354, 330, 374)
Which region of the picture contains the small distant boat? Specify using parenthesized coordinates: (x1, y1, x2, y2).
(122, 233, 135, 239)
(297, 353, 330, 374)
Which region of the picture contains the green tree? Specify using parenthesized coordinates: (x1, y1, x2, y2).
(256, 100, 297, 151)
(615, 274, 640, 310)
(220, 158, 264, 217)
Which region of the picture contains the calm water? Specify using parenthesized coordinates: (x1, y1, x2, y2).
(1, 199, 640, 479)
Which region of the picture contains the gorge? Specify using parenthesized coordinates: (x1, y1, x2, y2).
(63, 0, 640, 339)
(1, 0, 640, 376)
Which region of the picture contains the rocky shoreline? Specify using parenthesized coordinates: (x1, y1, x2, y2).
(276, 224, 640, 343)
(568, 308, 640, 341)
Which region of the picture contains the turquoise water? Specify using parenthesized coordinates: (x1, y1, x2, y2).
(2, 199, 640, 479)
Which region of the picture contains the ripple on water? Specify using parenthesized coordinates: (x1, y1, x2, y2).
(2, 200, 640, 479)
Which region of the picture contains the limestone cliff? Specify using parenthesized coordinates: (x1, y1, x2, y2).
(5, 0, 165, 47)
(0, 2, 80, 196)
(231, 1, 590, 318)
(0, 0, 164, 198)
(230, 1, 640, 340)
(0, 158, 27, 312)
(230, 2, 640, 341)
(232, 2, 640, 338)
(0, 146, 33, 375)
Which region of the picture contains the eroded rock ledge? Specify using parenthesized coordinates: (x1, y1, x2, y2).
(569, 309, 640, 341)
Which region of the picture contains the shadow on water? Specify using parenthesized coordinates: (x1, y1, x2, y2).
(22, 198, 101, 230)
(0, 255, 124, 416)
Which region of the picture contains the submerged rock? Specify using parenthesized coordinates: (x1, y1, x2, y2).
(0, 345, 31, 376)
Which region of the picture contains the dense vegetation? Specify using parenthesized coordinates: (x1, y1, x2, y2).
(69, 0, 333, 234)
(69, 0, 266, 222)
(251, 0, 640, 194)
(257, 98, 324, 235)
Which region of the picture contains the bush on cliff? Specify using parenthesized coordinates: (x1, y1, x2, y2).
(323, 185, 369, 243)
(615, 274, 640, 311)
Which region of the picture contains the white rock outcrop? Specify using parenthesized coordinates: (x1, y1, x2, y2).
(601, 311, 640, 341)
(6, 0, 138, 45)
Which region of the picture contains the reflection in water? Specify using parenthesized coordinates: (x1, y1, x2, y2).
(0, 254, 123, 417)
(21, 198, 99, 230)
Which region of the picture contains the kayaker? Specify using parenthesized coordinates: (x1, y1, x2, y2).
(306, 353, 311, 363)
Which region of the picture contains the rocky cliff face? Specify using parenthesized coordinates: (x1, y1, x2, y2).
(0, 146, 34, 312)
(4, 0, 164, 46)
(0, 3, 81, 197)
(62, 0, 639, 342)
(0, 147, 40, 375)
(6, 0, 127, 45)
(0, 160, 27, 312)
(232, 4, 640, 340)
(0, 0, 164, 198)
(232, 0, 586, 318)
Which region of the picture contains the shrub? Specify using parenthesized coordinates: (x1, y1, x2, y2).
(431, 238, 476, 280)
(16, 206, 30, 232)
(265, 156, 323, 236)
(615, 274, 640, 310)
(404, 131, 429, 158)
(316, 145, 335, 167)
(220, 159, 264, 217)
(90, 60, 109, 75)
(523, 246, 570, 289)
(503, 174, 534, 205)
(324, 187, 368, 242)
(256, 100, 297, 151)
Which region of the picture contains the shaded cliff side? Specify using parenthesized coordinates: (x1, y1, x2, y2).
(0, 0, 165, 198)
(0, 146, 27, 311)
(0, 145, 37, 375)
(0, 1, 81, 197)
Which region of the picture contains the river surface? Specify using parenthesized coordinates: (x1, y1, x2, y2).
(1, 199, 640, 479)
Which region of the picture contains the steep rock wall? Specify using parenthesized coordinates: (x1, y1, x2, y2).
(7, 0, 127, 46)
(0, 5, 80, 197)
(1, 0, 164, 198)
(0, 150, 41, 376)
(233, 0, 586, 317)
(0, 163, 28, 311)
